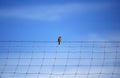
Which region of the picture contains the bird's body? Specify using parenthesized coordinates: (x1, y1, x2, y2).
(58, 36, 62, 45)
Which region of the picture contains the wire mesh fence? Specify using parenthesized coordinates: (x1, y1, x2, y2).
(0, 41, 120, 78)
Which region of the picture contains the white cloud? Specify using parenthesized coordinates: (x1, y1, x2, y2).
(88, 33, 120, 41)
(0, 2, 114, 21)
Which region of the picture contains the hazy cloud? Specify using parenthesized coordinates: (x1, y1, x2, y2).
(0, 2, 114, 21)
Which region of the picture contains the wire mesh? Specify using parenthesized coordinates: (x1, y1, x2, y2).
(0, 41, 120, 78)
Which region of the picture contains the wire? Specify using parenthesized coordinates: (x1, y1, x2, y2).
(0, 41, 120, 78)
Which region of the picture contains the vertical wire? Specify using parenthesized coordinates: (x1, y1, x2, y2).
(49, 45, 58, 78)
(74, 41, 82, 78)
(37, 41, 47, 78)
(1, 41, 11, 77)
(13, 41, 23, 78)
(111, 42, 118, 78)
(24, 42, 34, 78)
(87, 41, 94, 78)
(98, 42, 106, 78)
(62, 42, 70, 78)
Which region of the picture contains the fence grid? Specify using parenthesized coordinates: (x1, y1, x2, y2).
(0, 41, 120, 78)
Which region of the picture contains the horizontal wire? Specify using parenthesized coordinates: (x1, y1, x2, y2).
(0, 41, 120, 43)
(1, 72, 120, 75)
(0, 65, 119, 66)
(0, 46, 119, 48)
(0, 51, 119, 53)
(0, 58, 120, 59)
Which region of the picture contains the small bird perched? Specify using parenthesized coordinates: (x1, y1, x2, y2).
(58, 36, 62, 45)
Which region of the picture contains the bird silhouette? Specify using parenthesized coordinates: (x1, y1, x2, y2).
(58, 36, 62, 45)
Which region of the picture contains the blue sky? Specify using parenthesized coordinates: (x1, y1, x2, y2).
(0, 0, 120, 41)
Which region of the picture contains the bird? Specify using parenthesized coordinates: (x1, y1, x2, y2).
(58, 36, 62, 45)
